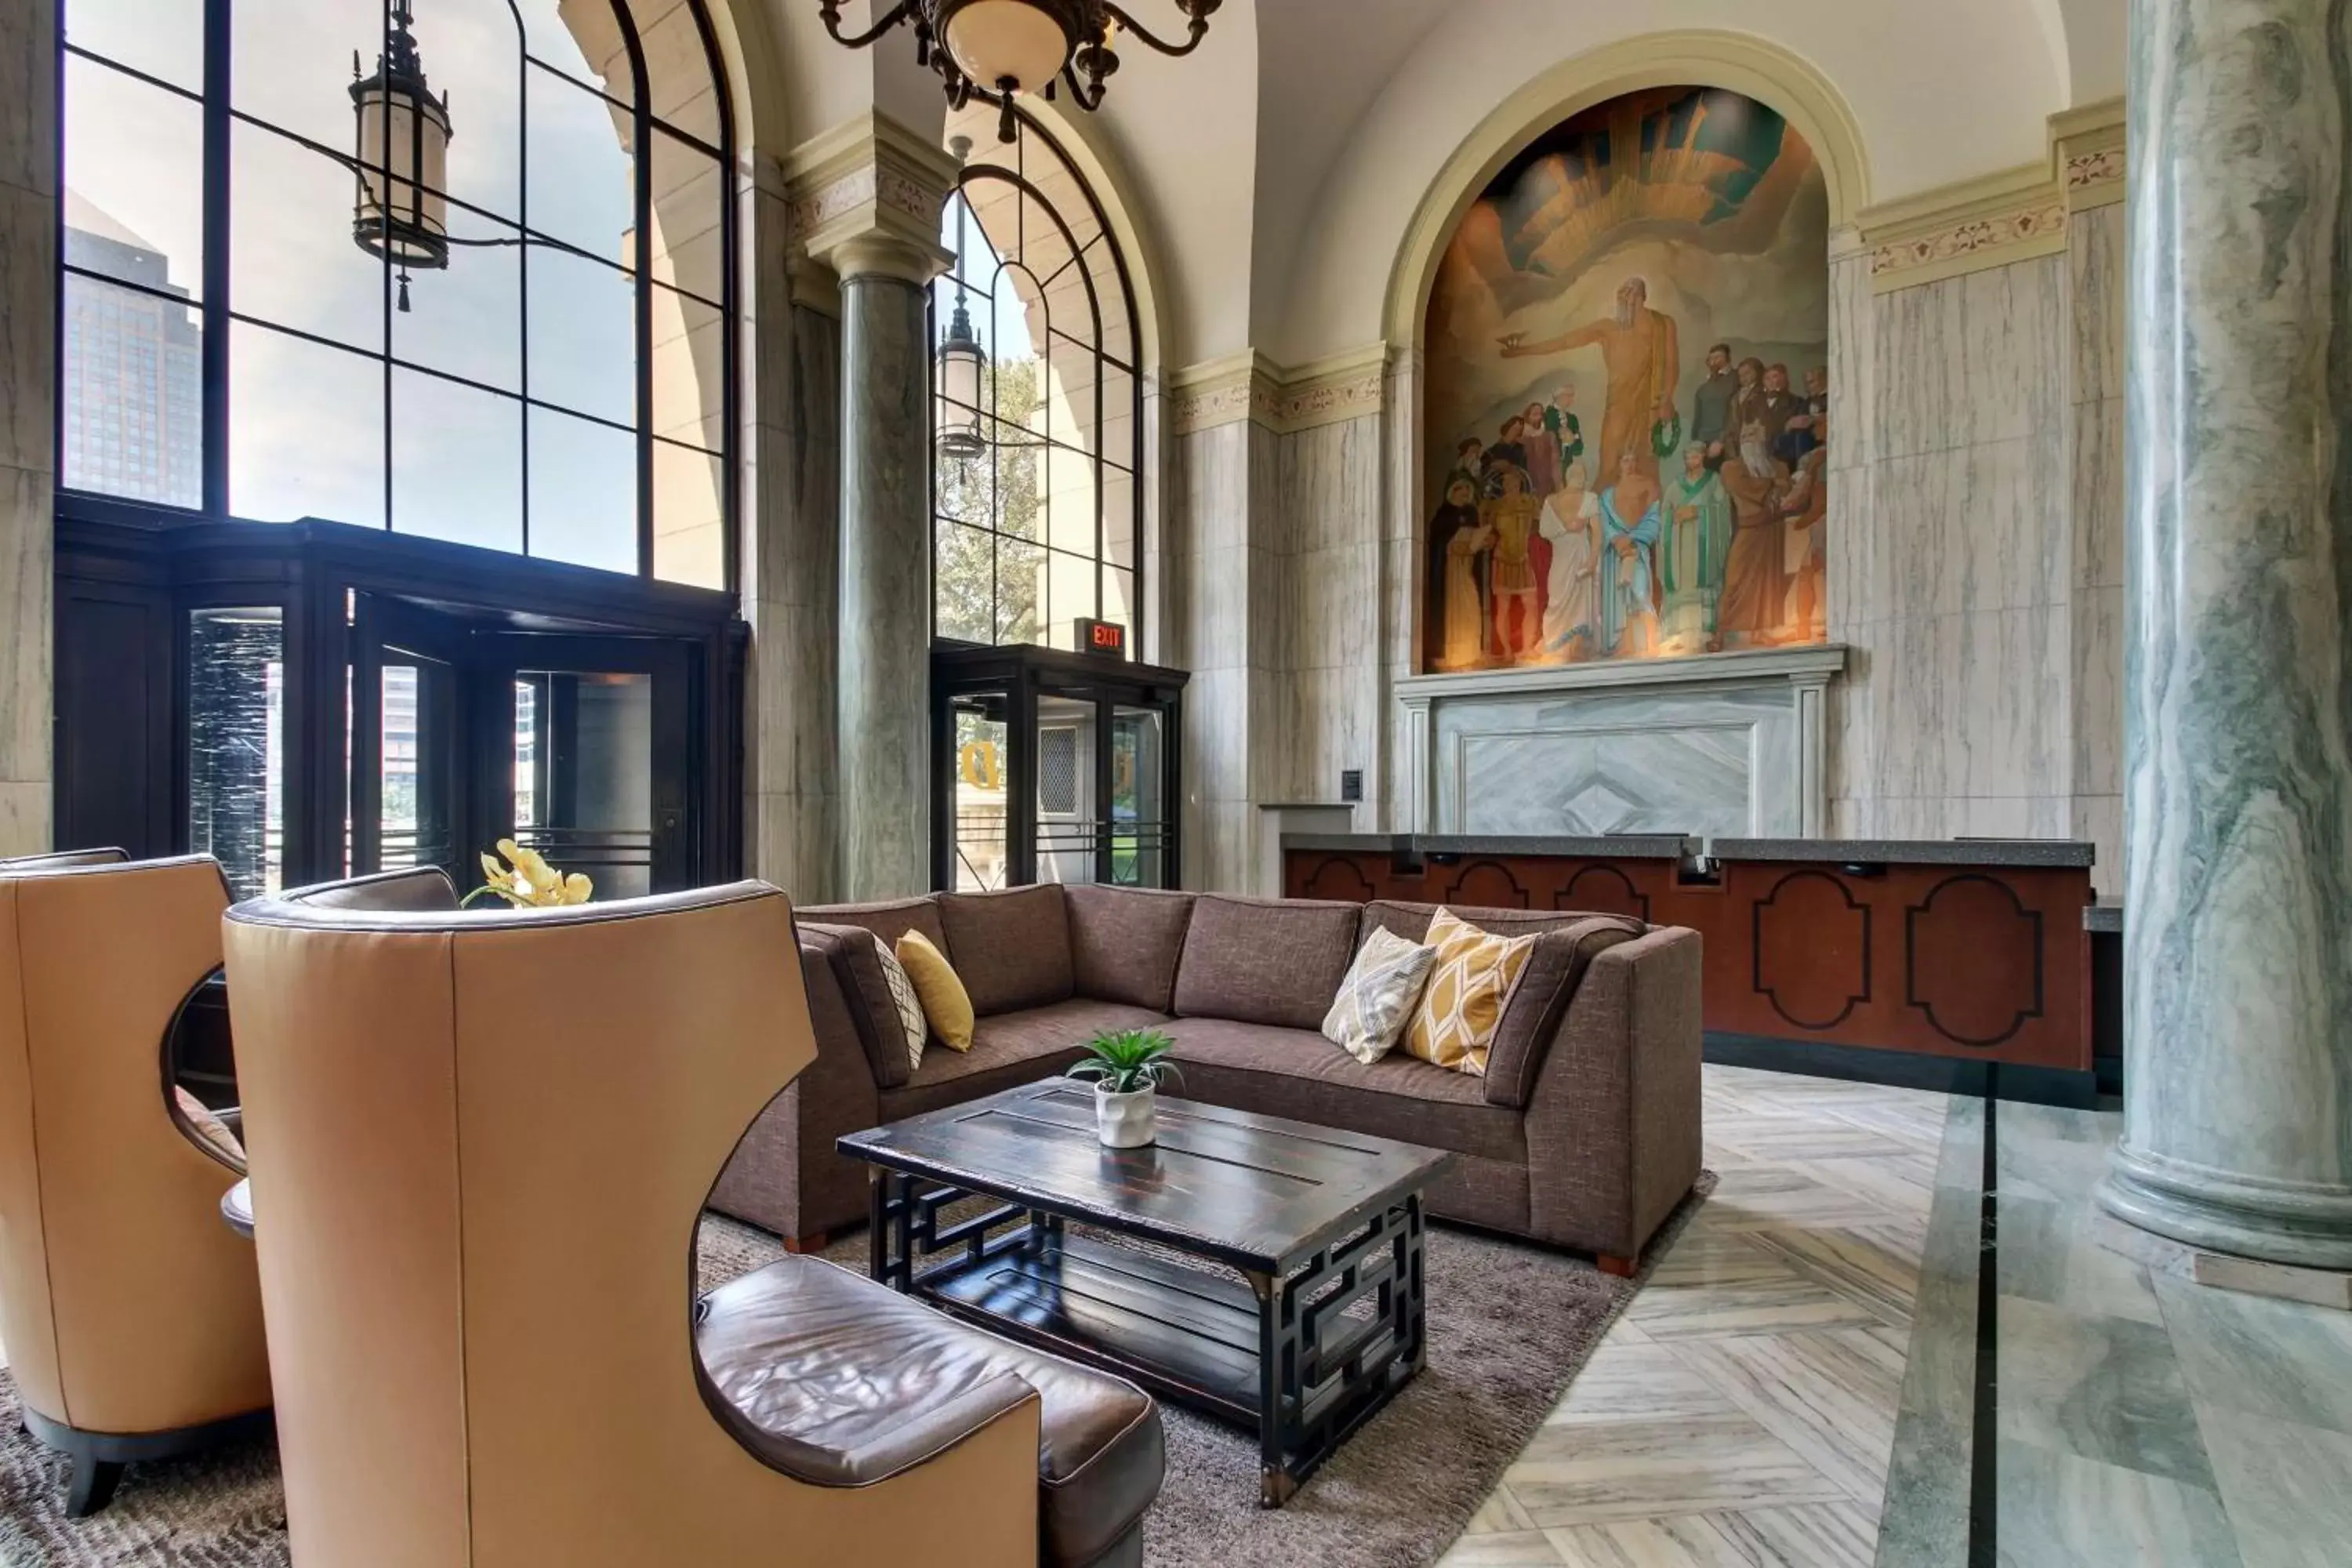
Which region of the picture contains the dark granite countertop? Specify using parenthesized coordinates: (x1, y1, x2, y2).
(1706, 837, 2096, 868)
(2084, 901, 2123, 933)
(1279, 833, 1697, 858)
(1279, 833, 2095, 869)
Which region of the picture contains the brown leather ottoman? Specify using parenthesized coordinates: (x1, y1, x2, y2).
(698, 1256, 1163, 1567)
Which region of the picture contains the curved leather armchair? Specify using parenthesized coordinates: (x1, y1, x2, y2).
(0, 850, 273, 1514)
(222, 877, 1070, 1566)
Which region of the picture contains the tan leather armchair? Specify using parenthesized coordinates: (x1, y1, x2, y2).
(0, 850, 273, 1515)
(223, 873, 1160, 1567)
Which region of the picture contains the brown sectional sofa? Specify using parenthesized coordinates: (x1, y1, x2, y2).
(710, 884, 1704, 1273)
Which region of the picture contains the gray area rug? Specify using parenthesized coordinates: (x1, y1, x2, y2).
(0, 1176, 1711, 1566)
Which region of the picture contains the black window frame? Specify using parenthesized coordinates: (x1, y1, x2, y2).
(52, 0, 741, 594)
(930, 102, 1145, 652)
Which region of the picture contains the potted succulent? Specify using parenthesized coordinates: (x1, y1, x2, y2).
(1067, 1029, 1181, 1149)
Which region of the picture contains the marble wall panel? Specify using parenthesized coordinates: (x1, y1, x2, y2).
(1282, 413, 1384, 810)
(1828, 242, 1878, 473)
(0, 0, 56, 201)
(1872, 254, 2068, 462)
(1430, 684, 1805, 838)
(2069, 204, 2126, 408)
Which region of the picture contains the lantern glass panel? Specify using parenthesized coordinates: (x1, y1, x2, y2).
(355, 85, 452, 263)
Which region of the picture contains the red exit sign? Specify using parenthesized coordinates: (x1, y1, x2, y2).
(1076, 617, 1127, 658)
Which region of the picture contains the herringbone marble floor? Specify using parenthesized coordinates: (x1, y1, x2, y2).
(1437, 1062, 1952, 1567)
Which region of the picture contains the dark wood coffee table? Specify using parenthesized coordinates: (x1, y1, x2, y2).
(838, 1080, 1452, 1507)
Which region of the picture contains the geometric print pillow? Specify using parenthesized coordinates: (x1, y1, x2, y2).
(873, 937, 931, 1076)
(1403, 908, 1539, 1076)
(1322, 925, 1440, 1065)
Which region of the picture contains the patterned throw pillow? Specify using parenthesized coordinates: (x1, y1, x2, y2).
(874, 938, 930, 1074)
(1323, 926, 1439, 1065)
(1405, 908, 1540, 1076)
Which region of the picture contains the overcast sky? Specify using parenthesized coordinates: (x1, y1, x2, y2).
(65, 0, 655, 571)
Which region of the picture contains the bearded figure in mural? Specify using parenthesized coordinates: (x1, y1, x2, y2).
(1714, 419, 1791, 649)
(1496, 277, 1681, 484)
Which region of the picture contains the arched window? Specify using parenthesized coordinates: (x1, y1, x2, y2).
(57, 0, 736, 590)
(932, 103, 1142, 648)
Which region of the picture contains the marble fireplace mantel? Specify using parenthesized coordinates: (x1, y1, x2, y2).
(1395, 644, 1849, 839)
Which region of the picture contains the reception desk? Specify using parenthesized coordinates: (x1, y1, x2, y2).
(1283, 833, 2098, 1090)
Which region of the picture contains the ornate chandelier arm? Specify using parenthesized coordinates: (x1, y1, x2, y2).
(1097, 1, 1217, 58)
(818, 0, 918, 51)
(1061, 59, 1109, 111)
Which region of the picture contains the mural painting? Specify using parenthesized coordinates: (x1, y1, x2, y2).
(1423, 86, 1831, 673)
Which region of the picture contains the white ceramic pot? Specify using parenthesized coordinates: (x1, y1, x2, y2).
(1094, 1083, 1157, 1149)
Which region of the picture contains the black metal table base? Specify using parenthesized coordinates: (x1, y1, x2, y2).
(868, 1169, 1430, 1508)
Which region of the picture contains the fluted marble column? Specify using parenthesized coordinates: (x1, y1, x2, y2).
(2100, 0, 2352, 1267)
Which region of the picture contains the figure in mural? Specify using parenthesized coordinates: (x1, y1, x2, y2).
(1495, 277, 1681, 483)
(1484, 465, 1545, 659)
(1420, 83, 1828, 672)
(1714, 418, 1791, 648)
(1781, 408, 1829, 640)
(1597, 448, 1663, 658)
(1544, 386, 1585, 474)
(1538, 457, 1601, 659)
(1661, 443, 1732, 652)
(1691, 343, 1739, 467)
(1432, 474, 1491, 669)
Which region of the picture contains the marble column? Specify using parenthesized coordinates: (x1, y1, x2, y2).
(829, 238, 938, 898)
(2099, 0, 2352, 1267)
(0, 0, 56, 852)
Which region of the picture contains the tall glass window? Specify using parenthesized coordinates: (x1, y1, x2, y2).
(58, 0, 737, 589)
(933, 104, 1143, 651)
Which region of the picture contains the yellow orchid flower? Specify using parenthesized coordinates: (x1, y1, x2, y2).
(461, 840, 596, 908)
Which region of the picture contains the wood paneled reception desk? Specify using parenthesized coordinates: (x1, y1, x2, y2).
(1283, 834, 2099, 1095)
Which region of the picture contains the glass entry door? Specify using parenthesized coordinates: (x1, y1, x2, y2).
(347, 596, 699, 896)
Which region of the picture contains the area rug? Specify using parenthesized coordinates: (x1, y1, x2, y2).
(0, 1174, 1711, 1566)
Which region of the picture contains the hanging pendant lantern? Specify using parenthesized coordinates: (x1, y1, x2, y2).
(351, 1, 453, 312)
(937, 160, 989, 459)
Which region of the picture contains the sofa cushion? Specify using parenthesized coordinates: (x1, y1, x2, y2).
(1152, 1017, 1525, 1163)
(880, 999, 1170, 1121)
(798, 923, 917, 1090)
(1065, 885, 1195, 1011)
(799, 895, 948, 953)
(938, 885, 1076, 1016)
(1361, 899, 1625, 945)
(1171, 895, 1360, 1031)
(1485, 916, 1647, 1108)
(699, 1254, 1164, 1566)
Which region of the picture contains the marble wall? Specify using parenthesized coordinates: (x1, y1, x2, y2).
(1280, 413, 1385, 817)
(0, 0, 54, 853)
(1824, 226, 2124, 882)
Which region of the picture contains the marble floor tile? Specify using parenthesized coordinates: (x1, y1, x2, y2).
(1994, 1292, 2216, 1487)
(1548, 1343, 1744, 1427)
(1993, 1439, 2242, 1568)
(2152, 1269, 2352, 1436)
(1505, 1413, 1852, 1526)
(1465, 1485, 1544, 1534)
(1709, 1122, 1921, 1163)
(1740, 1225, 1921, 1328)
(1790, 1152, 1942, 1216)
(1996, 1188, 2165, 1326)
(1625, 1272, 1888, 1341)
(1688, 1167, 1896, 1233)
(1544, 1502, 1877, 1568)
(2193, 1404, 2352, 1568)
(1436, 1528, 1569, 1566)
(1667, 1329, 1906, 1509)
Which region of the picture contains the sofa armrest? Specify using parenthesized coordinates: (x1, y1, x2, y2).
(707, 942, 882, 1243)
(1520, 926, 1704, 1260)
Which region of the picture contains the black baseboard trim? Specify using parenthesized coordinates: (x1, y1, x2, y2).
(1704, 1033, 2100, 1109)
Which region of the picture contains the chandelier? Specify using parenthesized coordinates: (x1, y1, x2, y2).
(819, 0, 1222, 142)
(350, 1, 453, 312)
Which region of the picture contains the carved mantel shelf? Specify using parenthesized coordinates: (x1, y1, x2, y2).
(1395, 644, 1849, 839)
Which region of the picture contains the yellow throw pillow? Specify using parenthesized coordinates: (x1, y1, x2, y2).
(895, 930, 975, 1052)
(1405, 909, 1538, 1076)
